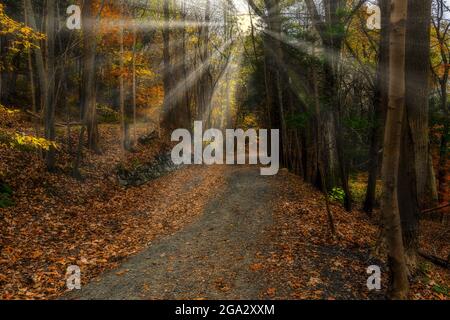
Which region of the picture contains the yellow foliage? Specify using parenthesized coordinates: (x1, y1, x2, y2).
(0, 104, 57, 151)
(0, 4, 44, 61)
(0, 130, 58, 152)
(241, 114, 259, 130)
(0, 105, 20, 115)
(344, 4, 378, 67)
(11, 133, 58, 151)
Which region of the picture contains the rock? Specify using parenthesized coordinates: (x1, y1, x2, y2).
(138, 131, 159, 145)
(117, 152, 181, 186)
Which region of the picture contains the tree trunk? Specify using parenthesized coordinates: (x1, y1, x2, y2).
(404, 0, 433, 209)
(304, 0, 351, 209)
(119, 0, 129, 150)
(398, 111, 420, 271)
(396, 0, 433, 271)
(44, 0, 56, 171)
(23, 0, 39, 137)
(364, 0, 390, 214)
(23, 0, 47, 113)
(181, 0, 191, 129)
(160, 0, 173, 131)
(132, 9, 137, 144)
(438, 79, 448, 204)
(81, 0, 99, 151)
(427, 152, 439, 204)
(380, 0, 410, 300)
(313, 67, 336, 236)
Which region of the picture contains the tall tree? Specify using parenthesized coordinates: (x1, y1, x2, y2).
(44, 0, 57, 170)
(160, 0, 173, 131)
(431, 0, 449, 206)
(364, 0, 390, 214)
(81, 0, 99, 151)
(199, 0, 213, 125)
(398, 0, 434, 270)
(119, 0, 130, 150)
(381, 0, 410, 299)
(161, 0, 192, 131)
(304, 0, 354, 211)
(23, 0, 47, 115)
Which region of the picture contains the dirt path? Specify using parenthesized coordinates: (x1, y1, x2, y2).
(65, 166, 277, 299)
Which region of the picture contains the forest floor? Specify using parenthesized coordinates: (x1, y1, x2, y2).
(0, 108, 449, 300)
(64, 165, 449, 300)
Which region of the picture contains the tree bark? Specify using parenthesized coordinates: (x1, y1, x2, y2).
(160, 0, 174, 131)
(437, 79, 448, 205)
(44, 0, 56, 171)
(23, 0, 47, 114)
(404, 0, 434, 209)
(381, 0, 410, 300)
(304, 0, 351, 209)
(132, 8, 137, 144)
(119, 0, 129, 150)
(396, 0, 433, 271)
(364, 0, 390, 214)
(23, 0, 39, 137)
(81, 0, 99, 151)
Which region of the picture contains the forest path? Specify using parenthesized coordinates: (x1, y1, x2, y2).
(65, 166, 277, 299)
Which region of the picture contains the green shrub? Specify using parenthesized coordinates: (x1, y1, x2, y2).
(329, 187, 345, 204)
(0, 182, 14, 208)
(432, 284, 449, 297)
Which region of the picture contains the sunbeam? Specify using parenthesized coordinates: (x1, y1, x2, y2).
(162, 38, 236, 116)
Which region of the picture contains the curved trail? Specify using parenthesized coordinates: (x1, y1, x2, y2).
(66, 166, 277, 300)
